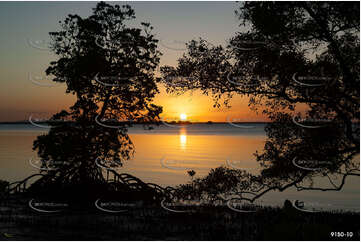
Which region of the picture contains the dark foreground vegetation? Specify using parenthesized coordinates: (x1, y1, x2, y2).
(0, 199, 359, 241)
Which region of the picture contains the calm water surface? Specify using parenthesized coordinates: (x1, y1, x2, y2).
(0, 124, 359, 211)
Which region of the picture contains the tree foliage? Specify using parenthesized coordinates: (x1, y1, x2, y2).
(161, 2, 360, 201)
(31, 2, 162, 195)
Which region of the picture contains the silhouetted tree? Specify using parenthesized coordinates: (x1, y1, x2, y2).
(30, 2, 162, 200)
(161, 2, 359, 202)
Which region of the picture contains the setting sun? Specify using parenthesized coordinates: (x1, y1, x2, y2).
(180, 113, 187, 121)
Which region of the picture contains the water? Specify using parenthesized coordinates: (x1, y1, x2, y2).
(0, 123, 359, 211)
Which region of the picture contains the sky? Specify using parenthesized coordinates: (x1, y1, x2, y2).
(0, 1, 269, 122)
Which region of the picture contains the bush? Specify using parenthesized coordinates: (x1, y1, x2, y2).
(0, 179, 9, 195)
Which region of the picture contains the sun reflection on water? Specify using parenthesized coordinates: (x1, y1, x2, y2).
(179, 127, 187, 150)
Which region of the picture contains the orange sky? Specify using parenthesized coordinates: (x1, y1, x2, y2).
(154, 85, 269, 122)
(0, 2, 304, 122)
(1, 83, 269, 122)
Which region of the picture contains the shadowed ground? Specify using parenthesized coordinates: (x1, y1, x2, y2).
(0, 199, 359, 241)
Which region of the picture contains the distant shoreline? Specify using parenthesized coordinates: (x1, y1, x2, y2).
(0, 121, 271, 125)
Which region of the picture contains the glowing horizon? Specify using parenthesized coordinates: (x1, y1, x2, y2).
(0, 2, 302, 123)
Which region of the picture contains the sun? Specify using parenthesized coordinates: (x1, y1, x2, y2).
(180, 113, 187, 121)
